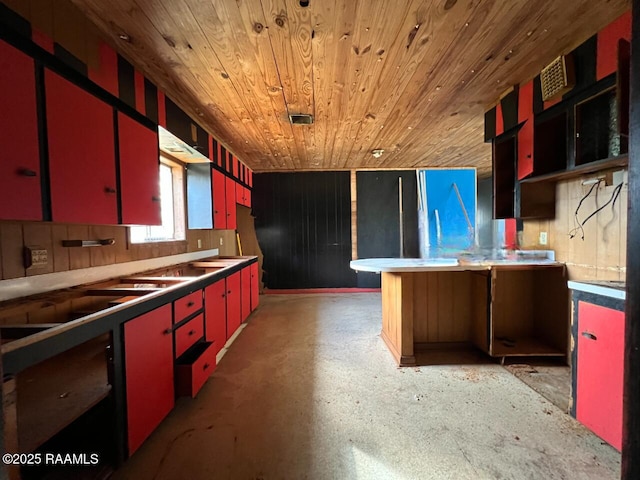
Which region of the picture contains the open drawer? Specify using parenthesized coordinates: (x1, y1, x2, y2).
(175, 342, 217, 398)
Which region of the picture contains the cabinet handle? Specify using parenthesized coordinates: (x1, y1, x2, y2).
(221, 293, 226, 298)
(18, 168, 37, 177)
(203, 363, 210, 370)
(581, 331, 597, 341)
(188, 329, 196, 336)
(105, 187, 117, 194)
(152, 196, 161, 202)
(163, 328, 172, 335)
(214, 209, 219, 214)
(187, 301, 195, 307)
(227, 290, 232, 294)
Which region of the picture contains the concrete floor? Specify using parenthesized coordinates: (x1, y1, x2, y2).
(114, 293, 621, 480)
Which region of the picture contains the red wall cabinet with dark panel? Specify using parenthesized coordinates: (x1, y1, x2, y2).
(576, 301, 624, 451)
(0, 39, 42, 221)
(117, 112, 162, 225)
(250, 262, 260, 311)
(236, 182, 245, 205)
(212, 169, 227, 229)
(123, 304, 174, 456)
(226, 271, 242, 340)
(45, 69, 118, 224)
(205, 278, 227, 356)
(225, 176, 237, 230)
(241, 266, 251, 323)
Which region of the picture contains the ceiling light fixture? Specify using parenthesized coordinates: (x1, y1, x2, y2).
(372, 149, 384, 158)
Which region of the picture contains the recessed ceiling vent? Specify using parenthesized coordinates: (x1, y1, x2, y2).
(540, 54, 575, 102)
(289, 114, 314, 125)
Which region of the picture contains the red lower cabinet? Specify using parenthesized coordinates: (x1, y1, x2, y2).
(175, 342, 217, 398)
(576, 301, 624, 450)
(174, 314, 204, 358)
(241, 267, 251, 322)
(205, 279, 227, 355)
(250, 263, 259, 311)
(226, 272, 242, 339)
(124, 305, 174, 456)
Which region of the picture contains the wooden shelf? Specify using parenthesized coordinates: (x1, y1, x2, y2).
(491, 337, 566, 357)
(520, 155, 628, 184)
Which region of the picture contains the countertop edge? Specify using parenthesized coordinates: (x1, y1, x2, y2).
(568, 280, 626, 301)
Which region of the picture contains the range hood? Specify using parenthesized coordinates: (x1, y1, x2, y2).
(158, 126, 211, 164)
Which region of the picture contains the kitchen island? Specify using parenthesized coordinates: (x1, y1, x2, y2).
(351, 258, 569, 366)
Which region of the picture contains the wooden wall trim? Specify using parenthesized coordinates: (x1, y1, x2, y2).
(622, 1, 640, 478)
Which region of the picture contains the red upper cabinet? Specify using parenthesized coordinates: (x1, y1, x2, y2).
(0, 40, 42, 221)
(250, 262, 259, 311)
(225, 176, 237, 230)
(212, 169, 227, 228)
(245, 186, 252, 208)
(46, 69, 118, 224)
(205, 279, 227, 355)
(124, 304, 174, 456)
(576, 301, 624, 450)
(236, 181, 244, 205)
(118, 112, 161, 225)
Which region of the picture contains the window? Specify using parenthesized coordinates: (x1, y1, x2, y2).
(130, 159, 186, 243)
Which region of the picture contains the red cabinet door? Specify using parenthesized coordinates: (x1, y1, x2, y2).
(576, 301, 624, 450)
(212, 169, 227, 228)
(118, 112, 161, 225)
(0, 40, 42, 221)
(174, 314, 204, 358)
(241, 266, 251, 322)
(245, 187, 252, 208)
(124, 304, 174, 455)
(250, 262, 259, 311)
(236, 182, 244, 205)
(46, 69, 118, 224)
(205, 279, 227, 355)
(225, 176, 237, 230)
(226, 272, 241, 339)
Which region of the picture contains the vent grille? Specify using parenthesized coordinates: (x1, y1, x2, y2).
(540, 55, 575, 102)
(289, 114, 314, 125)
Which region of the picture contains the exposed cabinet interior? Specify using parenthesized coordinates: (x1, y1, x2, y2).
(12, 335, 112, 455)
(489, 267, 569, 357)
(575, 87, 627, 166)
(533, 111, 568, 176)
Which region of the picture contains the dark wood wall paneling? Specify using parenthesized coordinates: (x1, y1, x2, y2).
(253, 172, 355, 289)
(356, 171, 419, 288)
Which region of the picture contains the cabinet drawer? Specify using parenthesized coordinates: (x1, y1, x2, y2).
(175, 342, 217, 398)
(174, 290, 203, 323)
(175, 314, 204, 358)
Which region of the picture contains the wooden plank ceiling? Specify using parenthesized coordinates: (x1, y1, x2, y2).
(70, 0, 630, 176)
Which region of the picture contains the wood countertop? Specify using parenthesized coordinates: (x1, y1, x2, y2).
(350, 257, 561, 273)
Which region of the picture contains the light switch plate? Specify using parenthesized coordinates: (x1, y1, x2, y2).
(539, 232, 548, 245)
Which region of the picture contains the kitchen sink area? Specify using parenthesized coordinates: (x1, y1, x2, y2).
(0, 254, 259, 474)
